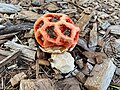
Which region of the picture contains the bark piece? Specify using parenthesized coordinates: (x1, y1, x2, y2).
(76, 59, 84, 69)
(0, 25, 5, 30)
(82, 51, 107, 64)
(82, 63, 93, 76)
(89, 23, 97, 49)
(20, 10, 42, 21)
(77, 37, 91, 51)
(55, 77, 81, 90)
(46, 2, 59, 11)
(0, 49, 34, 62)
(4, 41, 36, 61)
(38, 59, 50, 66)
(76, 8, 93, 36)
(0, 3, 21, 14)
(115, 68, 120, 76)
(0, 39, 8, 45)
(36, 59, 40, 79)
(84, 58, 116, 90)
(0, 32, 18, 40)
(0, 23, 33, 35)
(75, 0, 94, 5)
(108, 25, 120, 35)
(10, 72, 27, 86)
(111, 75, 120, 87)
(0, 50, 20, 68)
(100, 21, 110, 30)
(20, 79, 55, 90)
(75, 71, 86, 84)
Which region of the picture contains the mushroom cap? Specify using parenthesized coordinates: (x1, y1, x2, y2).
(34, 13, 80, 53)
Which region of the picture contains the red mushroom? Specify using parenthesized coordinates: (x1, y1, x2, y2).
(34, 13, 80, 50)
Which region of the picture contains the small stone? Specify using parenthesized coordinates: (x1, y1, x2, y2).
(51, 52, 75, 73)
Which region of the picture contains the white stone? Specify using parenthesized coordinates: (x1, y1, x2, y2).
(51, 52, 75, 73)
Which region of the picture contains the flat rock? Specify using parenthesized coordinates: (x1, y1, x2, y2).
(84, 58, 116, 90)
(0, 3, 21, 13)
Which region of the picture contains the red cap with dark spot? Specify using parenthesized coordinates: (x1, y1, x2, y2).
(34, 13, 80, 49)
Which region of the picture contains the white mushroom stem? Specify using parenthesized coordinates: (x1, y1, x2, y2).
(51, 52, 75, 73)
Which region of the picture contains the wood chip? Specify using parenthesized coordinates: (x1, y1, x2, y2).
(38, 59, 50, 66)
(20, 10, 42, 21)
(55, 77, 81, 90)
(46, 2, 59, 11)
(0, 50, 20, 68)
(4, 41, 36, 61)
(76, 59, 84, 69)
(89, 23, 97, 49)
(82, 51, 107, 64)
(76, 8, 93, 36)
(20, 79, 55, 90)
(84, 58, 116, 90)
(10, 72, 27, 86)
(0, 39, 8, 45)
(75, 71, 86, 83)
(0, 32, 18, 40)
